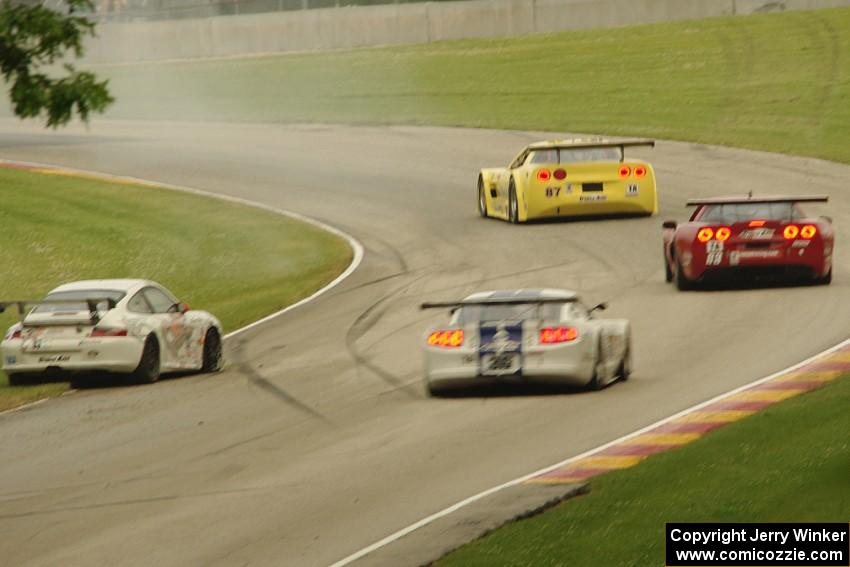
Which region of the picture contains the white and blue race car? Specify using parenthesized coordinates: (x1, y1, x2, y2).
(421, 289, 631, 395)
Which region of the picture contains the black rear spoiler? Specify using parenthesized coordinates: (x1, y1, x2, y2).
(421, 298, 576, 310)
(687, 195, 829, 206)
(0, 298, 118, 325)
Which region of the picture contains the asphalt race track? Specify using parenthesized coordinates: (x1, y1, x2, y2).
(1, 119, 849, 566)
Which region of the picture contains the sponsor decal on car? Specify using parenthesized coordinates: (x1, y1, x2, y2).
(5, 356, 16, 365)
(730, 249, 781, 265)
(579, 195, 607, 202)
(626, 184, 639, 197)
(37, 354, 70, 363)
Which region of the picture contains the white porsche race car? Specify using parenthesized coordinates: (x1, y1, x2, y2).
(421, 289, 631, 395)
(1, 279, 223, 386)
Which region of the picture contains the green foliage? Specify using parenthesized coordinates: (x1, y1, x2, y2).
(0, 0, 113, 127)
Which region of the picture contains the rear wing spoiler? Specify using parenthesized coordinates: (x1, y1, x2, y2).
(0, 298, 118, 325)
(686, 195, 829, 206)
(421, 298, 577, 310)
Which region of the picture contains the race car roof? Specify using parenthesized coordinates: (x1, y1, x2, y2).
(686, 195, 829, 206)
(49, 279, 153, 293)
(421, 289, 578, 309)
(526, 138, 655, 151)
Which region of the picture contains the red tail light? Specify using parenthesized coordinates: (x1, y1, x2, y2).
(540, 327, 579, 344)
(783, 225, 800, 240)
(553, 169, 567, 180)
(749, 220, 766, 227)
(800, 225, 817, 239)
(634, 165, 647, 178)
(697, 227, 714, 243)
(715, 227, 731, 241)
(90, 327, 128, 337)
(427, 329, 463, 348)
(7, 329, 22, 340)
(536, 169, 551, 182)
(618, 165, 631, 178)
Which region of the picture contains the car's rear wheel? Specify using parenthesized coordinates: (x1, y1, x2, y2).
(508, 179, 519, 224)
(478, 177, 489, 218)
(202, 327, 223, 372)
(674, 257, 694, 291)
(132, 336, 161, 384)
(7, 373, 26, 387)
(426, 380, 447, 398)
(815, 268, 832, 286)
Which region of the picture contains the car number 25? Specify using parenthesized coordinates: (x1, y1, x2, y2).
(545, 187, 561, 198)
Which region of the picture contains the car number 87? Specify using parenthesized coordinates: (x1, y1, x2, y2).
(545, 187, 561, 198)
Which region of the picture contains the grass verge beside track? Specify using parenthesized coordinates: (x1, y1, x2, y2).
(0, 167, 352, 411)
(437, 376, 850, 566)
(93, 7, 850, 164)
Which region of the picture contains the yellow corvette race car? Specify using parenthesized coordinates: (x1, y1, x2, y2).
(478, 139, 657, 223)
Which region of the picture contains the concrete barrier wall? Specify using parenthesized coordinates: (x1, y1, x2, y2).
(83, 0, 850, 63)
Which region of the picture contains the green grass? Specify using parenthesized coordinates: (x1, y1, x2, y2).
(438, 377, 850, 566)
(0, 167, 352, 411)
(89, 7, 850, 164)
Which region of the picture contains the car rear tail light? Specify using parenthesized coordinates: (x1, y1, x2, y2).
(618, 165, 631, 178)
(697, 227, 714, 243)
(634, 165, 647, 178)
(90, 327, 128, 337)
(553, 169, 567, 180)
(536, 169, 551, 182)
(783, 225, 800, 240)
(749, 220, 766, 227)
(539, 327, 579, 344)
(801, 225, 817, 239)
(7, 329, 22, 340)
(427, 329, 463, 348)
(715, 227, 731, 241)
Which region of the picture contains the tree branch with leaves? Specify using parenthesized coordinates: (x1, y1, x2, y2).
(0, 0, 113, 127)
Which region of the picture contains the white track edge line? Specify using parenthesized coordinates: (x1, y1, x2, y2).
(328, 336, 850, 567)
(0, 158, 364, 408)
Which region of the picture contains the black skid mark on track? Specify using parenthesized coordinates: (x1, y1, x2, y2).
(229, 337, 334, 425)
(345, 274, 431, 398)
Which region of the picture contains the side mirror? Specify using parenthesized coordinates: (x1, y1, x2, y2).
(821, 215, 833, 224)
(662, 220, 677, 230)
(590, 302, 608, 314)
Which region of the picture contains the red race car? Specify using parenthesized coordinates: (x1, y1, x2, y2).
(662, 195, 833, 290)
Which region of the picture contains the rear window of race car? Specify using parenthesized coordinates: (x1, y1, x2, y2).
(31, 290, 126, 313)
(698, 202, 804, 223)
(530, 147, 622, 164)
(453, 303, 567, 324)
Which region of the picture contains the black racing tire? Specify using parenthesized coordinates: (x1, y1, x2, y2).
(6, 373, 27, 387)
(816, 268, 833, 286)
(132, 336, 161, 384)
(674, 257, 694, 291)
(478, 176, 489, 218)
(508, 179, 519, 224)
(426, 381, 447, 398)
(664, 249, 674, 283)
(201, 327, 223, 372)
